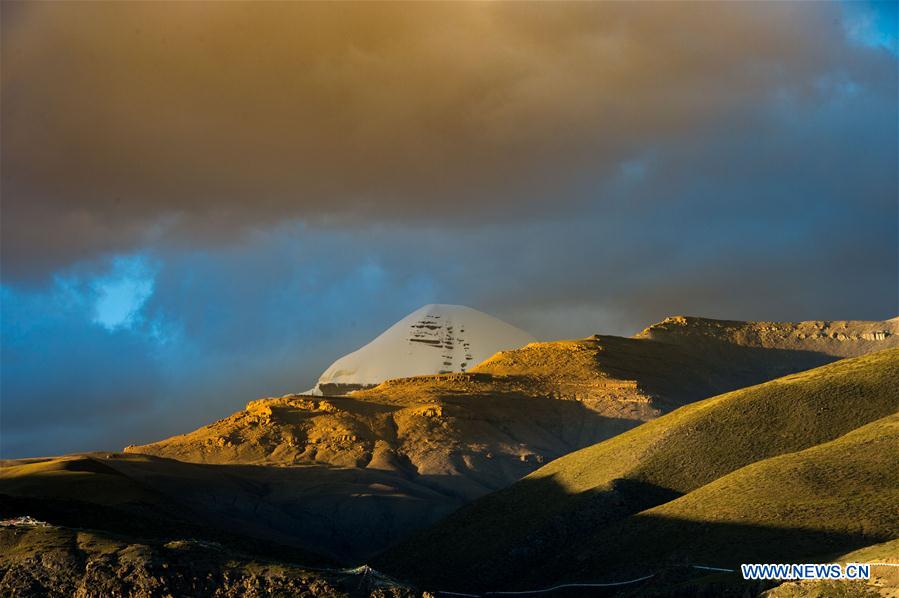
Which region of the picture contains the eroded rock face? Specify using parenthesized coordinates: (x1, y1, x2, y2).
(126, 386, 641, 496)
(638, 315, 898, 356)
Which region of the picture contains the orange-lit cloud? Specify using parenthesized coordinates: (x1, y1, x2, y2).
(2, 1, 884, 277)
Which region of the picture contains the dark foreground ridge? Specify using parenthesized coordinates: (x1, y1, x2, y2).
(0, 520, 415, 597)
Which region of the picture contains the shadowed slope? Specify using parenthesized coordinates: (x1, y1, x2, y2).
(547, 413, 899, 585)
(377, 348, 899, 591)
(0, 452, 462, 563)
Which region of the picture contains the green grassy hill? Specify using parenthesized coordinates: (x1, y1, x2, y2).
(377, 348, 899, 592)
(545, 413, 899, 583)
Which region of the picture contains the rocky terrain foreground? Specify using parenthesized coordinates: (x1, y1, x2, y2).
(0, 521, 415, 597)
(2, 316, 897, 596)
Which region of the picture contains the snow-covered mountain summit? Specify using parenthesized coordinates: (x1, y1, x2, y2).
(309, 304, 536, 395)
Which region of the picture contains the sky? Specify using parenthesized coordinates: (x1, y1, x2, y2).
(1, 1, 897, 458)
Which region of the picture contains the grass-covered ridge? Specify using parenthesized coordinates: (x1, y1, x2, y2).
(534, 347, 899, 495)
(378, 348, 899, 590)
(550, 412, 899, 583)
(643, 413, 899, 535)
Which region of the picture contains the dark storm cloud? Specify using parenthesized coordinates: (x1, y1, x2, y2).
(2, 1, 888, 277)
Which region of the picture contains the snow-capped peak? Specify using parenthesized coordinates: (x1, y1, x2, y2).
(309, 304, 536, 395)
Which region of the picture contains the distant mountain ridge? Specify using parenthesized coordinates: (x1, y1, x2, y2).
(638, 315, 897, 355)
